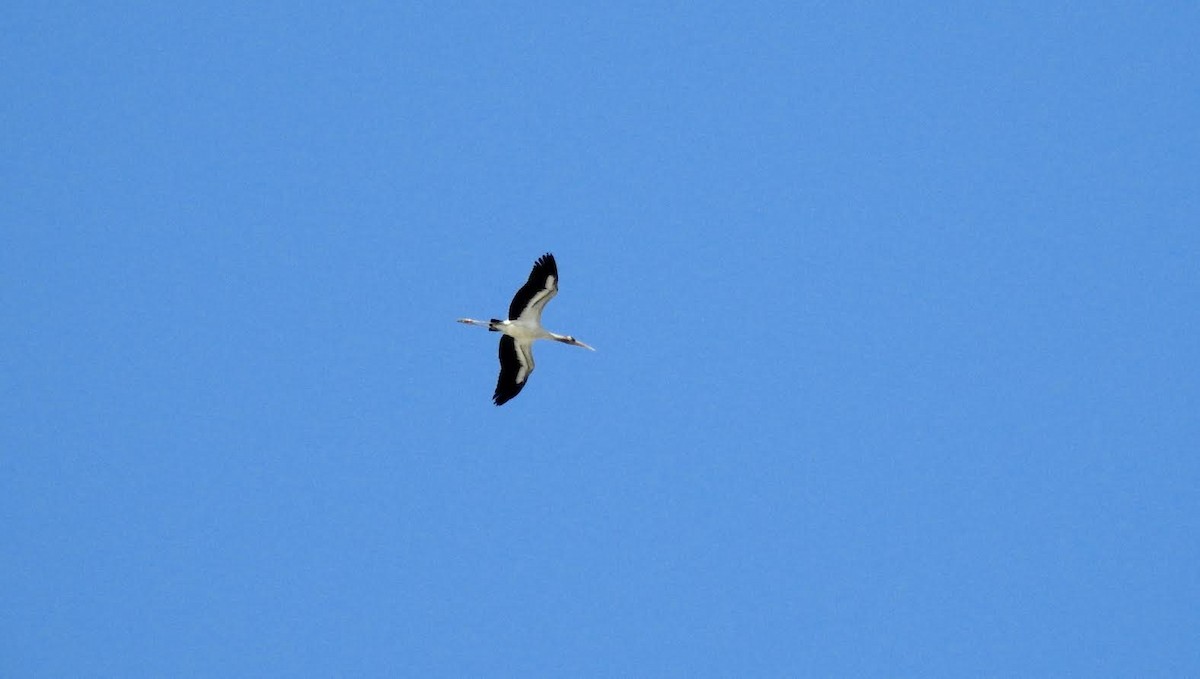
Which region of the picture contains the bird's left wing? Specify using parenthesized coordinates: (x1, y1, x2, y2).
(493, 335, 535, 405)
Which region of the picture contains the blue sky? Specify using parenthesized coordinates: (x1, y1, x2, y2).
(3, 3, 1198, 676)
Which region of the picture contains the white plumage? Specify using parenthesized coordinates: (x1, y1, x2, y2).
(458, 253, 594, 405)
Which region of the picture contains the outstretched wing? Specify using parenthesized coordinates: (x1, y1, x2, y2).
(508, 252, 558, 322)
(494, 335, 535, 405)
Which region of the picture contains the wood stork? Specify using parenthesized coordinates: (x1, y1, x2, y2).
(458, 253, 594, 405)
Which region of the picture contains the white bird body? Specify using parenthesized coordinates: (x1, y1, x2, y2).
(489, 318, 556, 342)
(458, 253, 593, 405)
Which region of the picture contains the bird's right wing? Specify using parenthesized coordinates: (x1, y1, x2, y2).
(509, 253, 559, 323)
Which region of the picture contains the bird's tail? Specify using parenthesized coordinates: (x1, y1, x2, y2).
(457, 318, 496, 329)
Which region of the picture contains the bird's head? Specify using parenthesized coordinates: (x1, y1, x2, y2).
(557, 335, 595, 351)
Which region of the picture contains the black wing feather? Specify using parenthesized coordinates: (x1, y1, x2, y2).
(507, 252, 558, 320)
(493, 335, 528, 405)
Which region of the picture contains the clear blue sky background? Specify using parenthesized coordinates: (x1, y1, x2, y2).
(3, 3, 1198, 676)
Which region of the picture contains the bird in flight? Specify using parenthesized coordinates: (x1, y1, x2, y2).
(458, 253, 594, 405)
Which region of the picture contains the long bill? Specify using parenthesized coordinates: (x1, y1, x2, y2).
(552, 335, 595, 351)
